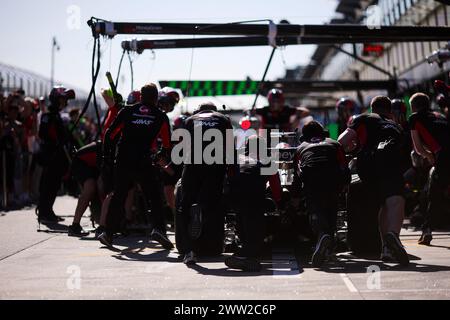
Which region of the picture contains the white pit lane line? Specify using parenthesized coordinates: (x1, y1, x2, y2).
(265, 252, 302, 278)
(269, 253, 359, 295)
(340, 273, 359, 293)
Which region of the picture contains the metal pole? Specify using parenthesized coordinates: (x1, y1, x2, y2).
(332, 45, 394, 79)
(251, 47, 276, 111)
(92, 20, 450, 40)
(51, 37, 55, 88)
(354, 71, 365, 107)
(2, 151, 7, 208)
(51, 37, 59, 88)
(122, 36, 402, 51)
(6, 73, 10, 93)
(122, 33, 450, 51)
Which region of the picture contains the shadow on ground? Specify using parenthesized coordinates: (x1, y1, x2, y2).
(65, 229, 450, 278)
(36, 222, 69, 234)
(294, 250, 450, 274)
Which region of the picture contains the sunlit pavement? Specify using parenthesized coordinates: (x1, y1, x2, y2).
(1, 196, 450, 300)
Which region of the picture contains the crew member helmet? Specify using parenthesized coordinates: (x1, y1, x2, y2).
(127, 90, 141, 105)
(194, 102, 217, 114)
(391, 98, 408, 125)
(434, 80, 450, 97)
(158, 87, 180, 113)
(391, 99, 407, 115)
(173, 114, 189, 130)
(267, 88, 285, 105)
(301, 120, 326, 142)
(336, 97, 358, 115)
(49, 85, 75, 105)
(160, 87, 180, 103)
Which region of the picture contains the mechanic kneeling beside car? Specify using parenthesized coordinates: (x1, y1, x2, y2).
(296, 121, 350, 268)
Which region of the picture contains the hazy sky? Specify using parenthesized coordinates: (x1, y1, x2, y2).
(0, 0, 338, 109)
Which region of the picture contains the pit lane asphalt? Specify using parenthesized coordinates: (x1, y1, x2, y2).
(1, 196, 450, 300)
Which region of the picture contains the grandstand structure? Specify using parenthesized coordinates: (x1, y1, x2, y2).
(0, 62, 90, 105)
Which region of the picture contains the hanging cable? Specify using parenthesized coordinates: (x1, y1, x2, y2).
(108, 39, 113, 72)
(192, 19, 275, 113)
(71, 35, 102, 134)
(88, 36, 102, 138)
(115, 49, 126, 89)
(72, 37, 97, 131)
(92, 37, 102, 136)
(251, 47, 277, 111)
(127, 51, 134, 92)
(279, 46, 287, 68)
